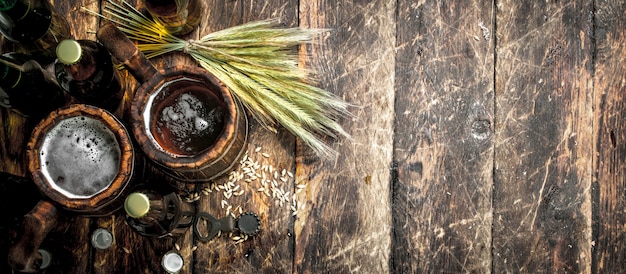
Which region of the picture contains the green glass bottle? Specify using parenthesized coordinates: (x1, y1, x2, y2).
(0, 0, 71, 63)
(124, 188, 195, 238)
(143, 0, 202, 36)
(54, 39, 124, 112)
(0, 52, 66, 119)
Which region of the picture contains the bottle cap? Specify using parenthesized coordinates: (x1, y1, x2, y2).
(91, 228, 113, 249)
(124, 192, 150, 218)
(161, 251, 183, 273)
(56, 39, 82, 65)
(237, 212, 261, 236)
(38, 249, 51, 269)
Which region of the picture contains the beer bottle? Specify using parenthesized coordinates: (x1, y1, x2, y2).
(143, 0, 202, 36)
(0, 172, 43, 231)
(0, 52, 67, 119)
(0, 0, 71, 63)
(1, 172, 46, 273)
(124, 188, 195, 238)
(54, 39, 124, 112)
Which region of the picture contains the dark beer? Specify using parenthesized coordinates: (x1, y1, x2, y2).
(146, 78, 226, 156)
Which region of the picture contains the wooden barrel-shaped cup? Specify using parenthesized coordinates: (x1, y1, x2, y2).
(10, 104, 136, 272)
(27, 104, 136, 216)
(130, 66, 248, 182)
(97, 23, 248, 184)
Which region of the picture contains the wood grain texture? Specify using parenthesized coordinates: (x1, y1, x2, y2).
(92, 0, 198, 273)
(193, 1, 298, 273)
(23, 1, 101, 273)
(3, 0, 626, 273)
(0, 173, 44, 273)
(592, 1, 626, 273)
(296, 1, 394, 273)
(493, 0, 593, 272)
(393, 1, 495, 272)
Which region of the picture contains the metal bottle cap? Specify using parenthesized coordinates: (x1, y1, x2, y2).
(91, 228, 113, 250)
(124, 192, 150, 218)
(38, 249, 51, 269)
(56, 39, 82, 65)
(161, 251, 183, 273)
(237, 212, 261, 236)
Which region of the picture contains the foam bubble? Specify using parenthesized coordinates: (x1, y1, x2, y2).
(156, 92, 223, 153)
(39, 116, 121, 199)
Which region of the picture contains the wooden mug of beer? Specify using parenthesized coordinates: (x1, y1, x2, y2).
(8, 104, 137, 273)
(97, 23, 248, 184)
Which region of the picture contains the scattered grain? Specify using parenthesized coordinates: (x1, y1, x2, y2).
(208, 146, 306, 218)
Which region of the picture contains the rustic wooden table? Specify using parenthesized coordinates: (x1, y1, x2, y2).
(1, 0, 625, 273)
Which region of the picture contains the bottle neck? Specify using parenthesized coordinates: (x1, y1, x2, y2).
(0, 58, 22, 89)
(0, 0, 30, 22)
(144, 0, 183, 16)
(0, 0, 53, 43)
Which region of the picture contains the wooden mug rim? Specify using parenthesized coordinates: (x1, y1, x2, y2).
(26, 104, 135, 213)
(130, 65, 241, 171)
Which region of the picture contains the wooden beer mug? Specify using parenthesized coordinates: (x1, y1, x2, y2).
(8, 104, 136, 273)
(96, 23, 248, 183)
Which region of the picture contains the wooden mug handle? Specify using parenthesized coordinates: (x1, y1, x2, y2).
(96, 23, 158, 84)
(8, 200, 58, 273)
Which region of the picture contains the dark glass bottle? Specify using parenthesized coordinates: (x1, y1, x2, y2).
(124, 189, 195, 238)
(0, 52, 66, 119)
(1, 172, 45, 273)
(0, 172, 43, 230)
(54, 39, 124, 112)
(143, 0, 202, 36)
(0, 0, 71, 63)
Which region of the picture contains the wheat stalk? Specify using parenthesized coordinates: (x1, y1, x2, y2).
(84, 1, 351, 158)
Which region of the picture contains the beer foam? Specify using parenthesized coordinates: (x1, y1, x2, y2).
(39, 116, 121, 199)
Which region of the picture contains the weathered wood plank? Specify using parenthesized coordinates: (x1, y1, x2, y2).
(392, 1, 495, 272)
(91, 0, 198, 272)
(20, 1, 101, 273)
(295, 1, 394, 273)
(592, 1, 626, 273)
(493, 0, 593, 272)
(193, 1, 298, 273)
(0, 110, 30, 174)
(0, 173, 45, 273)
